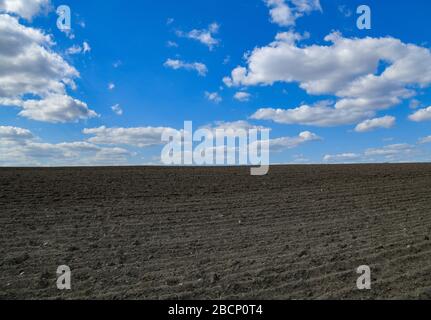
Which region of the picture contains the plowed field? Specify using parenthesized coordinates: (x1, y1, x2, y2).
(1, 164, 431, 299)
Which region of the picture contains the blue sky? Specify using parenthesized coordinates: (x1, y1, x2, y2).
(1, 0, 431, 166)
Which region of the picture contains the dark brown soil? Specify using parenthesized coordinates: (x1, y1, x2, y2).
(1, 164, 431, 299)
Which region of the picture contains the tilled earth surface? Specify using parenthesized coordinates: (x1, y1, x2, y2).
(1, 165, 431, 300)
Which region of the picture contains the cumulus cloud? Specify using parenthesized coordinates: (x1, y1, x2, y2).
(79, 122, 320, 166)
(197, 121, 268, 159)
(324, 153, 361, 163)
(164, 59, 208, 76)
(324, 143, 417, 163)
(234, 91, 251, 102)
(364, 143, 414, 157)
(176, 23, 220, 50)
(195, 121, 266, 149)
(409, 106, 431, 122)
(66, 45, 82, 55)
(0, 14, 97, 122)
(0, 0, 51, 20)
(195, 121, 319, 163)
(227, 31, 431, 127)
(13, 94, 98, 123)
(419, 136, 431, 144)
(269, 131, 321, 151)
(409, 99, 421, 109)
(202, 121, 319, 148)
(291, 0, 322, 13)
(264, 0, 321, 27)
(166, 40, 178, 48)
(0, 14, 73, 96)
(354, 116, 396, 132)
(205, 91, 222, 104)
(0, 125, 34, 143)
(111, 104, 123, 116)
(251, 101, 372, 127)
(199, 120, 266, 135)
(83, 126, 179, 148)
(66, 41, 91, 55)
(264, 0, 295, 27)
(0, 126, 131, 166)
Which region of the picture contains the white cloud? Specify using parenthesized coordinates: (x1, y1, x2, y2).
(113, 60, 122, 68)
(0, 14, 97, 122)
(324, 143, 417, 163)
(409, 106, 431, 122)
(324, 153, 361, 163)
(338, 5, 352, 17)
(66, 41, 91, 55)
(251, 101, 372, 127)
(108, 82, 115, 90)
(0, 125, 34, 143)
(166, 40, 178, 48)
(265, 0, 295, 27)
(409, 99, 421, 109)
(83, 41, 91, 53)
(291, 154, 310, 163)
(198, 121, 319, 157)
(0, 0, 51, 20)
(364, 143, 414, 157)
(15, 94, 98, 123)
(0, 14, 71, 96)
(228, 31, 431, 127)
(274, 30, 310, 44)
(264, 0, 321, 27)
(198, 121, 267, 156)
(83, 126, 179, 148)
(355, 116, 396, 132)
(0, 126, 131, 166)
(205, 91, 222, 104)
(66, 45, 82, 55)
(291, 0, 322, 13)
(269, 131, 321, 151)
(234, 91, 251, 102)
(419, 136, 431, 144)
(164, 58, 208, 76)
(200, 120, 265, 134)
(176, 22, 220, 50)
(111, 104, 123, 116)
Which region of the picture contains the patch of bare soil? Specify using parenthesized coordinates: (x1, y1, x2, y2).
(1, 164, 431, 299)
